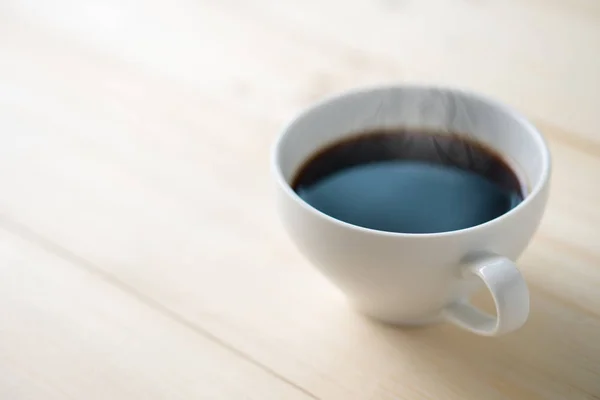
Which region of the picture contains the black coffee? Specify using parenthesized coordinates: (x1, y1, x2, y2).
(292, 128, 524, 234)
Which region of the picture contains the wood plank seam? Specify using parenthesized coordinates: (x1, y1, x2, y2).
(0, 213, 321, 400)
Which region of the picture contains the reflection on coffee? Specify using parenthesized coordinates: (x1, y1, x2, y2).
(292, 128, 524, 234)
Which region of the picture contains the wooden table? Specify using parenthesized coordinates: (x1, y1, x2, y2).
(1, 0, 599, 399)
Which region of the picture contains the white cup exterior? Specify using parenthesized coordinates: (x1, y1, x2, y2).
(272, 85, 551, 335)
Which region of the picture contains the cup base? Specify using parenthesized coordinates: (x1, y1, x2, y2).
(356, 308, 444, 327)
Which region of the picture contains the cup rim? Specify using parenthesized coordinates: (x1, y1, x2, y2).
(272, 83, 552, 238)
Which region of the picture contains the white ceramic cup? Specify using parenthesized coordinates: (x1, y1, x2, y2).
(272, 85, 551, 336)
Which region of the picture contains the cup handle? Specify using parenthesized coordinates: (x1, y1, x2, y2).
(442, 254, 529, 336)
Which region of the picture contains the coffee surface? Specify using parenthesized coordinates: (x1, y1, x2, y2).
(292, 129, 524, 234)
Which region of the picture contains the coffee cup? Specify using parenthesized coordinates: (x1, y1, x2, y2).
(272, 85, 550, 336)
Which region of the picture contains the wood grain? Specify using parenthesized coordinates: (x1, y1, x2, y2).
(0, 0, 599, 399)
(0, 228, 314, 400)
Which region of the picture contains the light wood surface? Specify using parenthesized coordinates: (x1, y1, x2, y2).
(1, 0, 599, 399)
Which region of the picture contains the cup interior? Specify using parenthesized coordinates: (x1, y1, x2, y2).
(275, 85, 549, 197)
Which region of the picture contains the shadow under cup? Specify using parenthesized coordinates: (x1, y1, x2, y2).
(273, 85, 551, 329)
